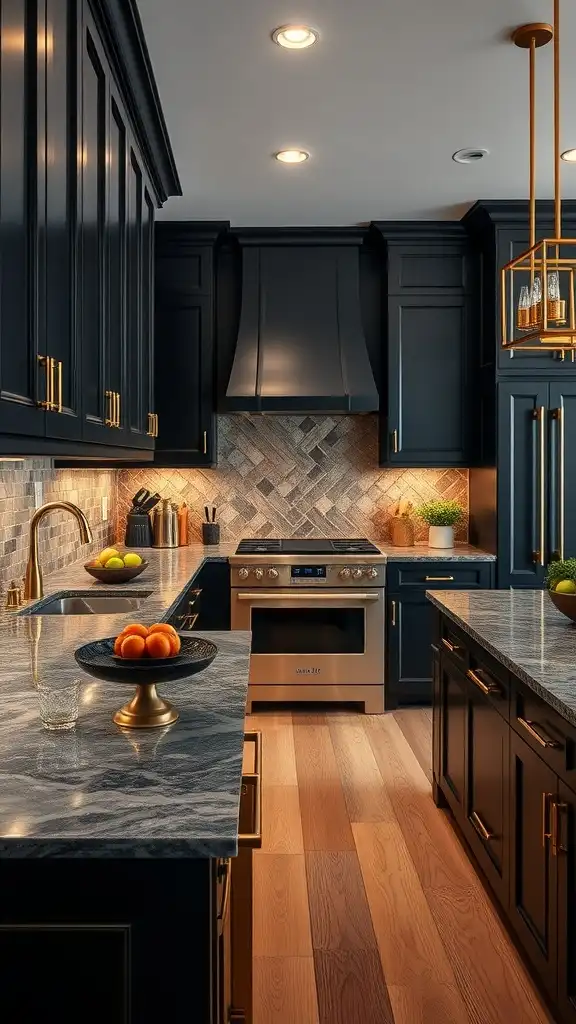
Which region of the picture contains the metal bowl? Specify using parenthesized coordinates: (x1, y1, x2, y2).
(84, 560, 148, 584)
(74, 634, 218, 728)
(548, 589, 576, 623)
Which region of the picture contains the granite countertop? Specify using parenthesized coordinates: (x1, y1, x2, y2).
(0, 544, 249, 859)
(375, 543, 495, 562)
(427, 589, 576, 728)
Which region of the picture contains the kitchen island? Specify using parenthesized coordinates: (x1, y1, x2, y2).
(0, 548, 252, 1023)
(428, 589, 576, 1024)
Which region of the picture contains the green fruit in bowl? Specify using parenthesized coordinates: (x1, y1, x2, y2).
(105, 556, 124, 569)
(556, 580, 576, 594)
(123, 552, 143, 567)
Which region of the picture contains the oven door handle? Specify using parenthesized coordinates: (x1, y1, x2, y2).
(236, 592, 380, 601)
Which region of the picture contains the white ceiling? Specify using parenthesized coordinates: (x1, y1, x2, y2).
(137, 0, 576, 225)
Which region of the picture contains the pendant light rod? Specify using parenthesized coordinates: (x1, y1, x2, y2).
(512, 23, 553, 246)
(554, 0, 561, 240)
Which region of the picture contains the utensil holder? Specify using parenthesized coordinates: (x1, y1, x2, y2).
(202, 522, 220, 546)
(390, 516, 414, 547)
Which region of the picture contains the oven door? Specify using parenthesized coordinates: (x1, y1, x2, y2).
(231, 588, 384, 686)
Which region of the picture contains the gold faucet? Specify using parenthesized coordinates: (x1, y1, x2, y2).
(24, 501, 93, 601)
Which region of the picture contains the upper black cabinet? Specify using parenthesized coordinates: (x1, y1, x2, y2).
(465, 200, 576, 376)
(373, 224, 478, 467)
(1, 0, 180, 459)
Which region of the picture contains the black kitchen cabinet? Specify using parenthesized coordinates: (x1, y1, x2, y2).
(433, 607, 576, 1024)
(509, 729, 558, 999)
(386, 559, 494, 708)
(1, 0, 180, 459)
(167, 562, 231, 632)
(465, 201, 576, 376)
(557, 782, 576, 1023)
(372, 224, 478, 468)
(494, 380, 576, 589)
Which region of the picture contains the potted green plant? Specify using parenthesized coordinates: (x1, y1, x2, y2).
(415, 499, 463, 549)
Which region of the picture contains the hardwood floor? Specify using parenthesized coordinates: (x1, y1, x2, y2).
(249, 708, 553, 1024)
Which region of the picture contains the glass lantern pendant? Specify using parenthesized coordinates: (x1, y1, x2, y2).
(517, 285, 531, 330)
(529, 276, 543, 328)
(547, 270, 566, 323)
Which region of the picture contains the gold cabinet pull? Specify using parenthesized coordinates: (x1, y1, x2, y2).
(391, 429, 399, 454)
(105, 390, 114, 427)
(115, 392, 121, 428)
(37, 355, 55, 410)
(391, 599, 397, 627)
(543, 792, 553, 848)
(216, 858, 232, 935)
(552, 800, 569, 856)
(553, 407, 565, 560)
(467, 667, 500, 696)
(203, 430, 207, 454)
(470, 810, 494, 842)
(147, 412, 154, 437)
(239, 731, 262, 848)
(442, 637, 459, 653)
(517, 717, 560, 749)
(56, 360, 63, 413)
(154, 413, 159, 437)
(425, 575, 454, 581)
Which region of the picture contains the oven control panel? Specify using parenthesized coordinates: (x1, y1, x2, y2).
(231, 563, 383, 587)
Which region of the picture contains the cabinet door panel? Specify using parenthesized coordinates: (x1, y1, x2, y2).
(549, 382, 576, 564)
(509, 729, 558, 997)
(139, 187, 154, 446)
(155, 297, 213, 461)
(497, 381, 549, 588)
(125, 146, 142, 438)
(439, 657, 468, 819)
(466, 683, 509, 906)
(80, 22, 108, 441)
(0, 0, 45, 436)
(557, 783, 576, 1024)
(43, 0, 81, 440)
(387, 593, 433, 707)
(386, 296, 469, 465)
(106, 97, 126, 427)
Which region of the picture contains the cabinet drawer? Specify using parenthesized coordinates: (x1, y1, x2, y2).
(439, 619, 469, 670)
(387, 562, 493, 591)
(467, 642, 510, 720)
(512, 680, 576, 784)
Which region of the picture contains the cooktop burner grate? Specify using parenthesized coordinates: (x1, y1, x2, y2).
(235, 538, 380, 556)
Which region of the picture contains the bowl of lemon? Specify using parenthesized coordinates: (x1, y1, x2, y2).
(85, 547, 148, 584)
(547, 559, 576, 622)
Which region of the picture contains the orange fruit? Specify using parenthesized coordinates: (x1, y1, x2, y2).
(148, 623, 177, 637)
(145, 632, 172, 659)
(121, 623, 149, 639)
(166, 632, 181, 656)
(120, 635, 146, 659)
(113, 633, 127, 656)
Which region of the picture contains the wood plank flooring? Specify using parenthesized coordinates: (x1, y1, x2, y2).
(249, 708, 553, 1024)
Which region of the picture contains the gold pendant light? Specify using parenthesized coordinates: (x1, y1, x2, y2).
(501, 2, 576, 351)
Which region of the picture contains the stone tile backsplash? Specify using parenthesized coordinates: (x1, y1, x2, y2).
(117, 415, 469, 544)
(0, 460, 116, 595)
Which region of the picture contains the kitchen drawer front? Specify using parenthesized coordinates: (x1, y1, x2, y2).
(511, 679, 576, 785)
(439, 619, 469, 671)
(467, 639, 510, 721)
(387, 561, 494, 591)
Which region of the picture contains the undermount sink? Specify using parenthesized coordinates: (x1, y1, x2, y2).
(19, 590, 153, 616)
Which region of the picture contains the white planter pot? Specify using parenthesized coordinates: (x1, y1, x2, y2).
(428, 525, 454, 549)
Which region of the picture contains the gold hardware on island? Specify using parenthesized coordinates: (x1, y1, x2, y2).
(502, 4, 576, 352)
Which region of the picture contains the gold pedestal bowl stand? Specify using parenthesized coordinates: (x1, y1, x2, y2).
(75, 635, 218, 729)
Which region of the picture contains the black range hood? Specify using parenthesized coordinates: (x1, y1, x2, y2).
(225, 229, 379, 413)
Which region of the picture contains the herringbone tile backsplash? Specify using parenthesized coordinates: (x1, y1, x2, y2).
(117, 415, 469, 543)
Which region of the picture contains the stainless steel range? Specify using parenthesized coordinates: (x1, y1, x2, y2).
(229, 539, 386, 713)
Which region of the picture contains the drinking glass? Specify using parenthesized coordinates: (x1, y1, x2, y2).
(37, 681, 80, 731)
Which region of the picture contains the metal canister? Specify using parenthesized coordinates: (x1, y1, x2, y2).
(152, 499, 179, 548)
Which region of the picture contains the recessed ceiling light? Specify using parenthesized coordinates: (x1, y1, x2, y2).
(452, 147, 490, 164)
(272, 25, 319, 49)
(274, 149, 310, 164)
(561, 149, 576, 163)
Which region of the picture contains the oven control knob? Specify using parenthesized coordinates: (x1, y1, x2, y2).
(339, 568, 352, 579)
(267, 567, 279, 579)
(352, 568, 364, 580)
(253, 567, 264, 580)
(365, 567, 379, 579)
(238, 567, 249, 580)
